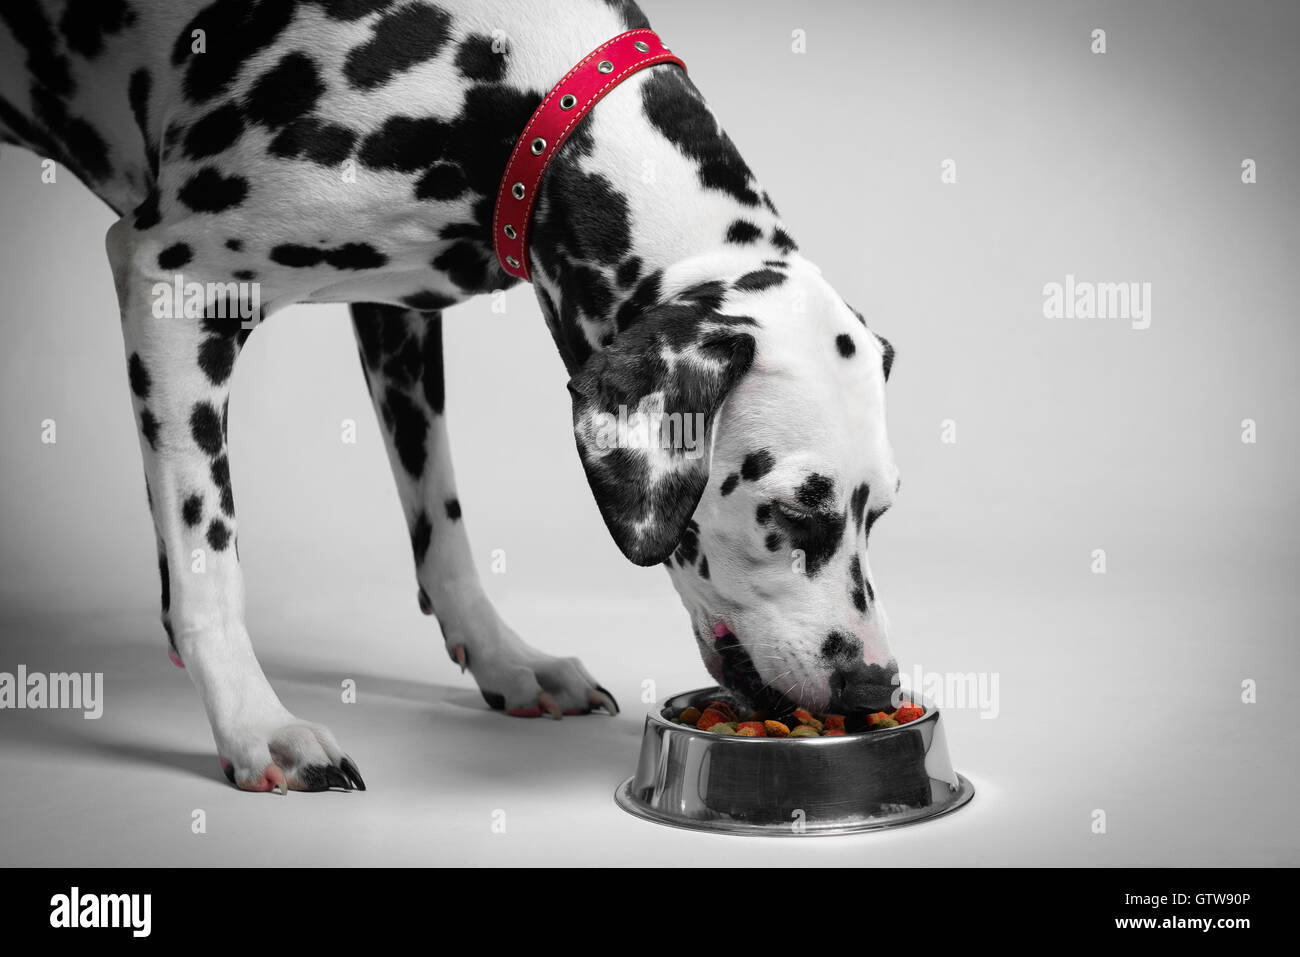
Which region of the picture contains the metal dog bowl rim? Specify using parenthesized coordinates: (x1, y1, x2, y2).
(614, 685, 975, 837)
(614, 772, 974, 838)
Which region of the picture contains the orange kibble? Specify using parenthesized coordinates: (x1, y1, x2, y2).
(764, 720, 791, 738)
(793, 708, 825, 732)
(824, 714, 846, 732)
(737, 721, 767, 737)
(678, 706, 702, 725)
(823, 729, 846, 736)
(895, 704, 924, 724)
(696, 708, 728, 731)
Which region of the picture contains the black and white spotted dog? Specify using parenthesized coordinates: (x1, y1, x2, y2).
(1, 0, 901, 792)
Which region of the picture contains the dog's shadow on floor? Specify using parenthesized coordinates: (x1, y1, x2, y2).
(268, 661, 647, 789)
(14, 711, 220, 784)
(4, 630, 644, 791)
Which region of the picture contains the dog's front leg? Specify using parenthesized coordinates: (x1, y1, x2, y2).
(107, 215, 362, 792)
(350, 304, 617, 718)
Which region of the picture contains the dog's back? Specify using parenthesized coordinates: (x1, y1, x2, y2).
(0, 0, 649, 223)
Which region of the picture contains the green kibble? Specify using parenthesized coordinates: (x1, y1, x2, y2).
(789, 726, 820, 738)
(709, 722, 737, 734)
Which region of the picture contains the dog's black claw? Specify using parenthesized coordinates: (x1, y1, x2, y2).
(595, 685, 620, 715)
(325, 765, 353, 791)
(340, 756, 366, 791)
(481, 689, 506, 711)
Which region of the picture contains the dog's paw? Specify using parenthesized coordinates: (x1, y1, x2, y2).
(449, 642, 618, 718)
(217, 718, 365, 793)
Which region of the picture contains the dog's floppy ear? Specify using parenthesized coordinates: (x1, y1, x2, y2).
(568, 304, 756, 565)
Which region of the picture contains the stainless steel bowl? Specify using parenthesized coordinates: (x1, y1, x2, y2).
(615, 686, 973, 836)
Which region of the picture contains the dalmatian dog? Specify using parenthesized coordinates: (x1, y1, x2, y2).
(0, 0, 900, 792)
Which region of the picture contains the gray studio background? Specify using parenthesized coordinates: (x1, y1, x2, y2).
(1, 0, 1296, 865)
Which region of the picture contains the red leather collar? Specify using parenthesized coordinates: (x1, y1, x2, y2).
(493, 29, 686, 282)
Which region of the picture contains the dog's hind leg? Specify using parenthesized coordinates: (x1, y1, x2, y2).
(350, 304, 618, 718)
(107, 213, 363, 792)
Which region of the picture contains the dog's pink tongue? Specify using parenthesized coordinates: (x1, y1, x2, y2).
(713, 622, 733, 639)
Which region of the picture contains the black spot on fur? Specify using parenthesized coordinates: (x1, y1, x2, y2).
(210, 456, 234, 516)
(383, 388, 428, 476)
(456, 33, 506, 82)
(725, 219, 762, 244)
(734, 269, 785, 293)
(741, 450, 774, 482)
(616, 257, 642, 289)
(190, 402, 224, 456)
(676, 280, 728, 313)
(755, 504, 772, 525)
(225, 238, 243, 251)
(158, 552, 170, 613)
(850, 482, 870, 531)
(410, 510, 432, 564)
(345, 2, 452, 90)
(127, 68, 158, 178)
(787, 509, 845, 577)
(795, 473, 834, 510)
(358, 115, 446, 171)
(158, 243, 193, 271)
(771, 227, 798, 253)
(415, 162, 467, 200)
(182, 493, 203, 528)
(270, 117, 358, 166)
(178, 167, 248, 213)
(59, 0, 135, 59)
(765, 532, 782, 552)
(206, 519, 231, 551)
(403, 290, 455, 312)
(850, 554, 869, 611)
(432, 241, 489, 291)
(184, 101, 244, 158)
(270, 243, 388, 270)
(836, 333, 856, 358)
(198, 336, 237, 385)
(233, 269, 256, 281)
(642, 71, 758, 206)
(139, 409, 159, 449)
(879, 334, 894, 380)
(247, 52, 325, 129)
(128, 353, 151, 398)
(421, 316, 445, 414)
(133, 190, 161, 230)
(698, 555, 709, 579)
(445, 498, 461, 520)
(173, 0, 297, 104)
(676, 525, 699, 564)
(720, 473, 739, 496)
(1, 3, 74, 96)
(533, 148, 633, 272)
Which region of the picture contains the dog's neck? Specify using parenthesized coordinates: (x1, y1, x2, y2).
(521, 66, 797, 375)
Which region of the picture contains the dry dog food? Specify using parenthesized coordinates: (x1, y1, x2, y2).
(672, 698, 924, 736)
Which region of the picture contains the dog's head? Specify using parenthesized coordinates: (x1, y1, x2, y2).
(568, 256, 898, 714)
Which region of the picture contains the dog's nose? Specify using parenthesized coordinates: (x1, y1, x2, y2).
(829, 661, 899, 712)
